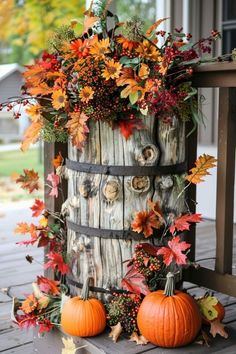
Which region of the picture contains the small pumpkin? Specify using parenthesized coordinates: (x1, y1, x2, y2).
(137, 272, 202, 348)
(196, 295, 225, 324)
(61, 278, 106, 337)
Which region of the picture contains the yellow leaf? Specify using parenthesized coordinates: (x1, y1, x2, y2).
(138, 63, 150, 79)
(39, 216, 48, 228)
(61, 337, 87, 354)
(196, 296, 219, 321)
(185, 154, 217, 184)
(21, 121, 43, 152)
(129, 332, 149, 345)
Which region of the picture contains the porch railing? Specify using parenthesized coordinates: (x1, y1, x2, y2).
(184, 62, 236, 297)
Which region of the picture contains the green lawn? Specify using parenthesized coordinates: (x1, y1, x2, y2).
(0, 148, 43, 177)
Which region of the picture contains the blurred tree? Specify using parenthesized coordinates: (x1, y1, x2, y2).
(116, 0, 156, 25)
(0, 0, 84, 64)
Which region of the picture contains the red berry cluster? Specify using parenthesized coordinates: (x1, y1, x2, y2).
(133, 244, 161, 278)
(106, 293, 142, 334)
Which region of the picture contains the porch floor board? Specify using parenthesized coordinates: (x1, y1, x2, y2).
(1, 219, 236, 353)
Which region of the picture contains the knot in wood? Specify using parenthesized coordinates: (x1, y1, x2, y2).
(156, 175, 174, 190)
(79, 180, 91, 198)
(130, 176, 150, 193)
(103, 180, 120, 201)
(135, 144, 159, 166)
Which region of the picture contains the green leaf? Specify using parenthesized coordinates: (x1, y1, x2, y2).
(178, 43, 193, 52)
(173, 32, 186, 37)
(129, 91, 139, 105)
(197, 296, 219, 321)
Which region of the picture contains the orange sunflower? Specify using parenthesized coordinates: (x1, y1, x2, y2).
(89, 38, 110, 59)
(79, 86, 94, 103)
(26, 104, 41, 122)
(102, 59, 122, 80)
(21, 294, 38, 314)
(117, 36, 138, 51)
(52, 89, 67, 110)
(136, 40, 162, 61)
(70, 38, 90, 59)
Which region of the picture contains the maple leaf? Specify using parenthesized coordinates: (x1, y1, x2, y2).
(185, 154, 217, 184)
(156, 236, 191, 266)
(37, 276, 60, 295)
(44, 252, 70, 274)
(23, 64, 46, 87)
(30, 199, 45, 217)
(47, 172, 60, 198)
(16, 169, 40, 193)
(118, 119, 146, 140)
(52, 152, 64, 169)
(61, 337, 87, 354)
(169, 213, 202, 235)
(66, 111, 89, 150)
(109, 322, 122, 343)
(138, 243, 160, 256)
(21, 121, 43, 152)
(38, 319, 54, 334)
(121, 264, 150, 295)
(15, 222, 30, 234)
(146, 18, 168, 37)
(210, 319, 228, 339)
(131, 210, 161, 238)
(27, 82, 53, 96)
(129, 332, 149, 345)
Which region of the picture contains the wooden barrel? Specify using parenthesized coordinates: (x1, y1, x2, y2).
(65, 115, 186, 297)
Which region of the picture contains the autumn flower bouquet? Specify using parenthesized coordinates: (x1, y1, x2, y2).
(1, 0, 220, 150)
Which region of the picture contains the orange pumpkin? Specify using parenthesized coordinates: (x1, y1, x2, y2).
(137, 272, 202, 348)
(61, 278, 106, 337)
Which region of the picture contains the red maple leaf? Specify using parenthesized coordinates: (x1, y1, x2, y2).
(121, 264, 150, 295)
(169, 213, 202, 235)
(137, 243, 160, 256)
(156, 236, 191, 266)
(16, 239, 38, 246)
(44, 252, 70, 274)
(118, 119, 145, 140)
(16, 169, 40, 193)
(37, 276, 60, 295)
(30, 199, 45, 217)
(47, 172, 60, 198)
(131, 210, 161, 238)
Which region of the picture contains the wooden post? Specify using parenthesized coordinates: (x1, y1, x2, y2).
(215, 87, 236, 274)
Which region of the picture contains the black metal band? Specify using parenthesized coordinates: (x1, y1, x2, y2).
(66, 158, 187, 176)
(67, 219, 146, 241)
(66, 275, 127, 294)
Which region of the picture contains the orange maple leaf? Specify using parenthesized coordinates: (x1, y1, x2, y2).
(185, 154, 217, 184)
(169, 213, 202, 235)
(16, 169, 40, 193)
(21, 121, 43, 152)
(15, 222, 30, 234)
(23, 64, 47, 87)
(52, 152, 64, 169)
(66, 111, 89, 150)
(27, 82, 53, 96)
(30, 199, 45, 217)
(37, 276, 60, 295)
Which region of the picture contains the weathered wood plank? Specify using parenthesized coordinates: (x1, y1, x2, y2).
(2, 342, 34, 354)
(0, 328, 33, 352)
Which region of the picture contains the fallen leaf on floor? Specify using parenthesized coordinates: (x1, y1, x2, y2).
(195, 329, 211, 346)
(61, 337, 87, 354)
(210, 319, 228, 338)
(109, 322, 122, 343)
(129, 332, 149, 345)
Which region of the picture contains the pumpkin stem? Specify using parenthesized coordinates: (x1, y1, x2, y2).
(81, 277, 91, 300)
(164, 272, 175, 297)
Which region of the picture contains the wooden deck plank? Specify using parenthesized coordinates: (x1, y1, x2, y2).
(2, 342, 34, 354)
(0, 328, 33, 352)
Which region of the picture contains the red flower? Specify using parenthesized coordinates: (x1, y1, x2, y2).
(70, 39, 90, 59)
(15, 314, 37, 329)
(38, 319, 54, 334)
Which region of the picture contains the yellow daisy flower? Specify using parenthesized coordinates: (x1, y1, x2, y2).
(26, 104, 42, 122)
(136, 40, 162, 61)
(89, 38, 110, 59)
(102, 59, 122, 80)
(79, 86, 94, 103)
(52, 89, 67, 110)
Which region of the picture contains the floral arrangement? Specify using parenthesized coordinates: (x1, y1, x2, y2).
(6, 0, 230, 349)
(1, 1, 220, 150)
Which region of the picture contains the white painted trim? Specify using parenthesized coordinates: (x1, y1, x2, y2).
(182, 0, 190, 34)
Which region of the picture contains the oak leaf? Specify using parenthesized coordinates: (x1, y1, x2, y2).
(169, 213, 202, 235)
(27, 82, 53, 96)
(210, 319, 228, 339)
(196, 296, 219, 322)
(66, 111, 89, 150)
(129, 332, 149, 345)
(156, 236, 191, 266)
(44, 252, 70, 274)
(61, 337, 87, 354)
(131, 210, 161, 238)
(30, 199, 45, 217)
(21, 121, 43, 152)
(185, 154, 217, 184)
(16, 169, 40, 193)
(109, 322, 122, 343)
(118, 119, 145, 140)
(121, 264, 150, 295)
